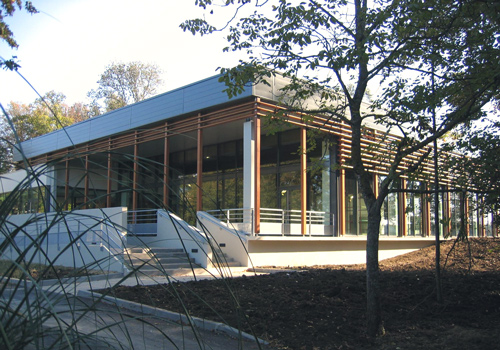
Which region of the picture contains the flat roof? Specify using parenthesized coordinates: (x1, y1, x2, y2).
(13, 73, 396, 162)
(14, 73, 288, 161)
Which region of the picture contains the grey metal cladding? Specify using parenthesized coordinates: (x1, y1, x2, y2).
(13, 74, 257, 162)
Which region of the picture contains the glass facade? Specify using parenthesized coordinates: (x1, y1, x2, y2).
(169, 139, 244, 223)
(449, 191, 463, 237)
(379, 176, 398, 236)
(406, 181, 423, 236)
(41, 122, 495, 238)
(429, 189, 444, 237)
(260, 128, 331, 214)
(345, 171, 369, 235)
(2, 187, 47, 214)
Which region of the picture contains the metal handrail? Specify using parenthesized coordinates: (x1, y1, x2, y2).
(206, 208, 333, 236)
(127, 209, 158, 224)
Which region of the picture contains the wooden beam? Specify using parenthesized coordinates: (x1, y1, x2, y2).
(301, 127, 307, 236)
(197, 116, 203, 212)
(255, 115, 261, 234)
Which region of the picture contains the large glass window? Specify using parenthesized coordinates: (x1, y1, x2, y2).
(468, 194, 479, 237)
(345, 171, 369, 235)
(449, 191, 463, 237)
(430, 189, 444, 237)
(168, 139, 244, 222)
(3, 186, 46, 214)
(380, 177, 398, 236)
(406, 181, 423, 236)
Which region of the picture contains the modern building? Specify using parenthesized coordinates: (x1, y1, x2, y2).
(1, 74, 496, 269)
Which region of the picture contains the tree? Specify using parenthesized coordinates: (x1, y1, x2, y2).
(0, 0, 38, 70)
(183, 0, 500, 336)
(0, 91, 91, 172)
(88, 61, 163, 115)
(448, 120, 500, 229)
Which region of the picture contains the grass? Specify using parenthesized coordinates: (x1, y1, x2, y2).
(0, 259, 105, 280)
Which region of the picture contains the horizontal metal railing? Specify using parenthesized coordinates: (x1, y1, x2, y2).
(206, 208, 334, 236)
(127, 209, 158, 225)
(205, 208, 254, 234)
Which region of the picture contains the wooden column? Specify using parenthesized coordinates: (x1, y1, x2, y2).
(339, 168, 346, 236)
(132, 131, 138, 212)
(444, 187, 451, 238)
(84, 148, 89, 209)
(64, 157, 70, 210)
(480, 196, 485, 237)
(424, 183, 431, 236)
(197, 116, 203, 212)
(163, 122, 169, 208)
(492, 212, 497, 237)
(254, 116, 261, 234)
(300, 127, 307, 235)
(373, 174, 379, 198)
(106, 139, 112, 208)
(465, 194, 470, 237)
(400, 179, 407, 236)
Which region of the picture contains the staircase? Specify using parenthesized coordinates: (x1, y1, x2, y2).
(124, 247, 242, 275)
(124, 247, 200, 276)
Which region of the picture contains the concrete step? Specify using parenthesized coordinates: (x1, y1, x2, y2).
(127, 261, 197, 270)
(125, 247, 184, 254)
(125, 252, 188, 260)
(125, 256, 194, 264)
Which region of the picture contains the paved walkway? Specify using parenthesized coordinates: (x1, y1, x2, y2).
(6, 267, 273, 350)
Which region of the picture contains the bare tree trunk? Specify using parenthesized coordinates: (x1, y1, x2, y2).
(366, 204, 382, 337)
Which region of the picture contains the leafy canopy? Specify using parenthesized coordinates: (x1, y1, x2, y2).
(182, 0, 499, 182)
(88, 61, 163, 115)
(0, 92, 91, 172)
(0, 0, 37, 70)
(183, 0, 500, 337)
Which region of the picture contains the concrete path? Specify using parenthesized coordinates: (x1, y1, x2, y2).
(4, 267, 273, 350)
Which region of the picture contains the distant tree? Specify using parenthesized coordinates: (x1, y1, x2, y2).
(88, 61, 163, 115)
(0, 91, 92, 172)
(0, 0, 38, 70)
(183, 0, 500, 337)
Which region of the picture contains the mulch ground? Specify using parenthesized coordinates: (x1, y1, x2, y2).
(104, 238, 500, 349)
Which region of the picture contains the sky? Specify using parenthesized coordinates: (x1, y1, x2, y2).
(0, 0, 243, 106)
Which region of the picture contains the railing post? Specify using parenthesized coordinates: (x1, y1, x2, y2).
(251, 209, 254, 236)
(281, 209, 285, 236)
(309, 211, 312, 237)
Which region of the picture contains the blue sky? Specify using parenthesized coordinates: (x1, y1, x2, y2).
(0, 0, 241, 106)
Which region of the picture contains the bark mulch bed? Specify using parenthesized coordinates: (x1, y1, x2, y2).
(104, 238, 500, 349)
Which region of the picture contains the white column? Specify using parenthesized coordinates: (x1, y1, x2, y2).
(45, 165, 58, 212)
(243, 120, 255, 231)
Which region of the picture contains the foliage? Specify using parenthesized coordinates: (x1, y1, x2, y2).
(0, 91, 92, 173)
(88, 61, 163, 115)
(0, 0, 38, 70)
(183, 0, 500, 336)
(0, 131, 255, 350)
(448, 120, 500, 225)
